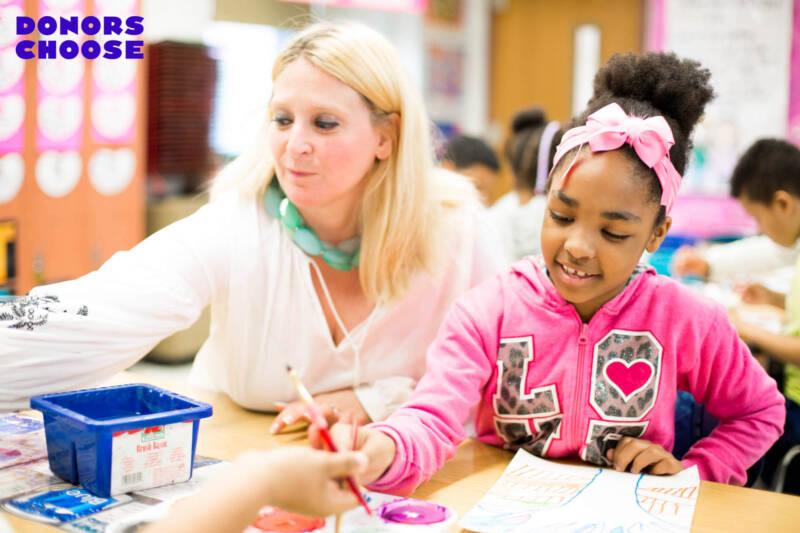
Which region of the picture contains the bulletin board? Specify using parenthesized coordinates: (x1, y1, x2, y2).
(647, 0, 794, 194)
(424, 0, 464, 138)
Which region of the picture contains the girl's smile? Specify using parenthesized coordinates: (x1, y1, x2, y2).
(542, 149, 671, 321)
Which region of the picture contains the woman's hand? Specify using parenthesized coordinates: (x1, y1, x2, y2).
(309, 421, 397, 486)
(270, 389, 370, 434)
(606, 437, 684, 475)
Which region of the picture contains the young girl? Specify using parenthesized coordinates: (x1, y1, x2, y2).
(328, 53, 786, 493)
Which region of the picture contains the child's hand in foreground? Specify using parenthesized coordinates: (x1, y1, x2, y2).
(145, 447, 368, 533)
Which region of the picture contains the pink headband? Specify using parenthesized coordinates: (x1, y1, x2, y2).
(552, 102, 682, 214)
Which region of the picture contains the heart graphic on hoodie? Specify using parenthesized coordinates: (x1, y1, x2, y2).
(603, 359, 654, 401)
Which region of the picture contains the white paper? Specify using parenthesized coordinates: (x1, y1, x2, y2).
(460, 449, 699, 533)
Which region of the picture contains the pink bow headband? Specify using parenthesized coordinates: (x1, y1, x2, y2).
(552, 102, 682, 214)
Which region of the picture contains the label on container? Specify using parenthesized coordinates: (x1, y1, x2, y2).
(110, 421, 193, 495)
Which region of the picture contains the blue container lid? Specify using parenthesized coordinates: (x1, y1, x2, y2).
(31, 383, 212, 432)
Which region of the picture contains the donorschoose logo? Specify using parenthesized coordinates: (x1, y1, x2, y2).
(15, 14, 144, 60)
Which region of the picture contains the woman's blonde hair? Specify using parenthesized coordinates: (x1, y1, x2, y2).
(210, 21, 475, 303)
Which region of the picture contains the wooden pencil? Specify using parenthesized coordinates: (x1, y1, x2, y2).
(285, 365, 372, 515)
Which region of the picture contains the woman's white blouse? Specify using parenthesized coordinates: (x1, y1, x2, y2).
(0, 191, 504, 418)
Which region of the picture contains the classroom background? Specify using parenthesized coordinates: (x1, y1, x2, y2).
(0, 0, 797, 425)
(3, 2, 800, 531)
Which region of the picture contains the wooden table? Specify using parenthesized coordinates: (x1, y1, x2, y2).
(5, 377, 800, 532)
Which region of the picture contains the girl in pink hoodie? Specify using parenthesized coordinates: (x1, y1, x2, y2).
(327, 53, 785, 494)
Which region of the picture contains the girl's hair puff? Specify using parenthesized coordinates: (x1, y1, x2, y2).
(554, 53, 715, 225)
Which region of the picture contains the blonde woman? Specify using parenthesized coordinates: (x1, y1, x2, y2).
(0, 22, 503, 427)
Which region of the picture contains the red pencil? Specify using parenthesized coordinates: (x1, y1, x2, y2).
(286, 366, 372, 515)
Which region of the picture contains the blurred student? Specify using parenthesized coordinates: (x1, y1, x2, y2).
(490, 108, 563, 261)
(671, 235, 798, 282)
(441, 135, 500, 205)
(725, 138, 800, 494)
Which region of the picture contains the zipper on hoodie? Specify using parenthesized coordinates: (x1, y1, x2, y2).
(570, 323, 589, 453)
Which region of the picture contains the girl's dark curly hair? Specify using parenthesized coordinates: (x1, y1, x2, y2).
(562, 53, 715, 225)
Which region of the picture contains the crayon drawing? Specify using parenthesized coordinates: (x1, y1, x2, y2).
(460, 449, 699, 533)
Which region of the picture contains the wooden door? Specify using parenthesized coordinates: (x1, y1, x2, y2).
(490, 0, 644, 200)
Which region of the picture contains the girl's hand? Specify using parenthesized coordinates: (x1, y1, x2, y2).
(270, 389, 370, 434)
(309, 422, 397, 485)
(606, 437, 683, 475)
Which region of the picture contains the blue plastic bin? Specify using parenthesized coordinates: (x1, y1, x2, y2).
(30, 384, 212, 497)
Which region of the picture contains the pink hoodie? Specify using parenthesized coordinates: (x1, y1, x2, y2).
(369, 258, 785, 494)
